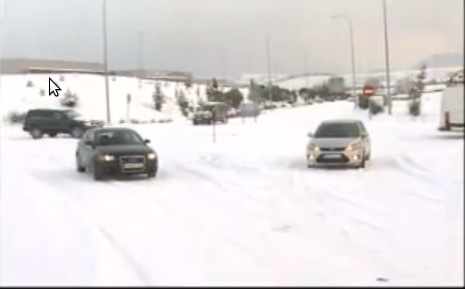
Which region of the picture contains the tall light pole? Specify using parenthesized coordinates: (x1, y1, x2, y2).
(304, 49, 309, 88)
(266, 34, 272, 102)
(138, 30, 144, 89)
(382, 0, 392, 115)
(332, 14, 358, 109)
(102, 0, 111, 124)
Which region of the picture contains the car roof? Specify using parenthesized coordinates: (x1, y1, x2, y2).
(28, 109, 67, 113)
(320, 119, 362, 125)
(203, 101, 226, 105)
(90, 127, 137, 134)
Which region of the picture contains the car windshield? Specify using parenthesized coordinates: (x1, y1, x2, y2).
(95, 130, 144, 146)
(314, 123, 360, 138)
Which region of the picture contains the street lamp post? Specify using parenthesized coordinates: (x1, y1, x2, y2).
(332, 14, 358, 109)
(382, 0, 392, 115)
(266, 34, 272, 103)
(102, 0, 111, 124)
(138, 30, 144, 89)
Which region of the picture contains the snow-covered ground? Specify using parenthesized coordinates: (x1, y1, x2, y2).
(0, 85, 463, 285)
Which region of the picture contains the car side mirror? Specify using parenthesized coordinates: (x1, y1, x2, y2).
(307, 132, 314, 138)
(144, 139, 151, 144)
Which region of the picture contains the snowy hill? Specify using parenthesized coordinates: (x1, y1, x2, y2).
(245, 67, 463, 92)
(0, 73, 244, 123)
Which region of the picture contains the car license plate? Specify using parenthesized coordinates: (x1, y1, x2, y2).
(123, 163, 144, 169)
(324, 154, 341, 159)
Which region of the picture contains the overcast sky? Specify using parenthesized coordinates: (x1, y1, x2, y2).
(0, 0, 463, 78)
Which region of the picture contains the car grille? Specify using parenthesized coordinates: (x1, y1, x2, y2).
(320, 147, 346, 152)
(119, 155, 146, 172)
(317, 154, 349, 163)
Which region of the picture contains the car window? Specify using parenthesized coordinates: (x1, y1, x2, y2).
(358, 122, 368, 135)
(52, 112, 63, 119)
(95, 130, 144, 146)
(65, 111, 81, 119)
(31, 111, 51, 118)
(314, 123, 361, 138)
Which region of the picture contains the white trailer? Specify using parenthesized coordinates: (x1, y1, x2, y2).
(439, 70, 464, 131)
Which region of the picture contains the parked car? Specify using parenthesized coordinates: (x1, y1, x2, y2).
(193, 102, 228, 125)
(314, 96, 324, 103)
(306, 119, 371, 168)
(23, 109, 103, 139)
(76, 127, 158, 180)
(239, 102, 260, 118)
(439, 70, 464, 131)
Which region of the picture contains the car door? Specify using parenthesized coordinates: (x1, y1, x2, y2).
(50, 111, 66, 132)
(80, 130, 95, 168)
(38, 110, 54, 130)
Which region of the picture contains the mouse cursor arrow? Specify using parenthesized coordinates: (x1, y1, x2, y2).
(49, 77, 62, 97)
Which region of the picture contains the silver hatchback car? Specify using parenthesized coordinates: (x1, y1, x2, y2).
(306, 119, 371, 168)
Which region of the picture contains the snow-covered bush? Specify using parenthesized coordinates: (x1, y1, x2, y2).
(6, 111, 27, 124)
(60, 89, 79, 108)
(409, 100, 421, 116)
(153, 84, 164, 111)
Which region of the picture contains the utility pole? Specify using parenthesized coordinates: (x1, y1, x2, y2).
(138, 30, 144, 89)
(304, 49, 309, 88)
(102, 0, 111, 124)
(332, 14, 358, 109)
(266, 34, 272, 102)
(382, 0, 392, 115)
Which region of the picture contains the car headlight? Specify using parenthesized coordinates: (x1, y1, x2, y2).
(308, 144, 320, 153)
(346, 141, 362, 152)
(147, 152, 157, 160)
(98, 154, 115, 162)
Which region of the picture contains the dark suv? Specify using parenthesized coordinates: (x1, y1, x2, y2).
(23, 109, 103, 139)
(193, 102, 228, 125)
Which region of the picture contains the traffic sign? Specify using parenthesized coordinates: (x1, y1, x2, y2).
(363, 85, 376, 97)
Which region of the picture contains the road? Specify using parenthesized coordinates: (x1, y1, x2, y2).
(1, 100, 463, 286)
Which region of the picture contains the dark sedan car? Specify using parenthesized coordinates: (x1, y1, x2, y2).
(76, 127, 158, 180)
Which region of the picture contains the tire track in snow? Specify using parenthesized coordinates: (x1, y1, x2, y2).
(394, 154, 451, 203)
(96, 226, 152, 285)
(28, 172, 153, 285)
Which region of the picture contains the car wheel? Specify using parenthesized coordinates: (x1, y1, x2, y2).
(48, 132, 57, 138)
(148, 170, 157, 178)
(30, 128, 43, 139)
(76, 154, 85, 172)
(193, 120, 198, 125)
(71, 127, 84, 138)
(358, 154, 366, 169)
(93, 163, 104, 180)
(365, 152, 371, 161)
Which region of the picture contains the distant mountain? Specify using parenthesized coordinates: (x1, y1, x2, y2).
(415, 53, 464, 69)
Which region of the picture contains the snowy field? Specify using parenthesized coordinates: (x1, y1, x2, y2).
(0, 90, 463, 286)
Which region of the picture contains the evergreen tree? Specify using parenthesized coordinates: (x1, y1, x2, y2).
(224, 88, 244, 109)
(153, 83, 164, 111)
(206, 78, 224, 102)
